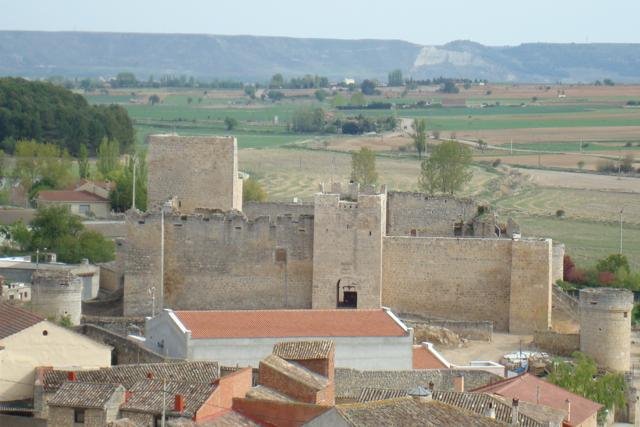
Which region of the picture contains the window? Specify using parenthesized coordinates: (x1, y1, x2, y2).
(74, 409, 85, 423)
(78, 204, 91, 215)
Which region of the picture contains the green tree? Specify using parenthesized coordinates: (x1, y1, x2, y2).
(360, 79, 376, 95)
(270, 73, 284, 88)
(291, 107, 325, 133)
(2, 220, 31, 251)
(109, 149, 147, 212)
(78, 230, 115, 263)
(440, 81, 460, 93)
(0, 149, 5, 178)
(78, 144, 90, 179)
(596, 254, 631, 275)
(267, 90, 285, 101)
(148, 94, 160, 105)
(388, 69, 404, 87)
(549, 352, 626, 423)
(243, 177, 267, 202)
(314, 89, 328, 102)
(13, 140, 74, 192)
(114, 72, 138, 88)
(418, 140, 473, 195)
(96, 137, 120, 176)
(224, 117, 239, 131)
(351, 148, 378, 185)
(244, 85, 256, 99)
(411, 119, 427, 159)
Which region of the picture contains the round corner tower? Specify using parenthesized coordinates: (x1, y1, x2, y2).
(30, 269, 83, 325)
(579, 287, 633, 372)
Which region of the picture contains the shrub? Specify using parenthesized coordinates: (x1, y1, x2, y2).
(556, 209, 565, 218)
(492, 159, 501, 167)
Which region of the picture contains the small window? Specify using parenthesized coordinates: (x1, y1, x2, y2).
(74, 409, 85, 423)
(410, 229, 417, 237)
(624, 312, 628, 318)
(78, 204, 91, 215)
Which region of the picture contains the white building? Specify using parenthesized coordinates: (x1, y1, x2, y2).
(1, 282, 31, 302)
(144, 308, 413, 370)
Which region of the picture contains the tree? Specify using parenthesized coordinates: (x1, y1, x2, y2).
(78, 144, 89, 179)
(13, 140, 74, 192)
(109, 149, 147, 212)
(411, 119, 427, 159)
(314, 89, 328, 102)
(270, 73, 284, 88)
(224, 117, 239, 131)
(114, 72, 138, 88)
(388, 69, 404, 87)
(596, 254, 631, 275)
(351, 148, 378, 185)
(440, 81, 460, 94)
(243, 177, 267, 202)
(549, 352, 625, 423)
(267, 90, 285, 101)
(96, 137, 120, 176)
(360, 80, 376, 95)
(148, 94, 160, 105)
(291, 107, 325, 133)
(418, 140, 473, 195)
(244, 85, 256, 99)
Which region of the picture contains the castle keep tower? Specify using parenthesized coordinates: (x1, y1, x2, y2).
(579, 287, 633, 372)
(147, 135, 243, 213)
(312, 183, 386, 309)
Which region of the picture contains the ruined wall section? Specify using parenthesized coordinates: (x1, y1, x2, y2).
(312, 188, 386, 310)
(386, 192, 478, 237)
(243, 202, 314, 221)
(147, 135, 241, 213)
(124, 211, 314, 316)
(382, 237, 552, 333)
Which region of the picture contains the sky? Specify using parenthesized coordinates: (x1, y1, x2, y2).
(1, 0, 639, 46)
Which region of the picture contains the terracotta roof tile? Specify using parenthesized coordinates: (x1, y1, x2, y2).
(272, 340, 334, 360)
(48, 382, 122, 409)
(357, 388, 408, 402)
(0, 303, 44, 339)
(120, 379, 215, 417)
(472, 373, 602, 426)
(260, 355, 329, 391)
(199, 409, 261, 426)
(336, 397, 504, 426)
(174, 309, 407, 339)
(245, 385, 296, 402)
(37, 190, 109, 203)
(412, 345, 449, 369)
(43, 361, 219, 392)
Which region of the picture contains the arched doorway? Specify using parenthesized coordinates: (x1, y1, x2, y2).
(336, 279, 358, 308)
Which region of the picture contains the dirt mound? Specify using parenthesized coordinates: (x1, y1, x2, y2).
(412, 324, 465, 348)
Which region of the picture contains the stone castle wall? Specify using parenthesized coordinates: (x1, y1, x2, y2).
(147, 135, 242, 213)
(243, 201, 314, 221)
(386, 192, 478, 237)
(312, 190, 386, 310)
(382, 237, 552, 333)
(124, 211, 314, 316)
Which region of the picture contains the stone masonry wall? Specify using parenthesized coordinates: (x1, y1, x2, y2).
(124, 211, 314, 316)
(243, 201, 314, 221)
(312, 192, 385, 309)
(147, 135, 241, 212)
(386, 192, 477, 237)
(382, 237, 552, 333)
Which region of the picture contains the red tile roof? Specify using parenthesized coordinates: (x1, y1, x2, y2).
(412, 345, 448, 369)
(472, 373, 602, 426)
(0, 303, 45, 340)
(37, 190, 109, 203)
(174, 309, 408, 339)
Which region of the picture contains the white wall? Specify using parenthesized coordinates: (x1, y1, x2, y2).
(144, 311, 189, 359)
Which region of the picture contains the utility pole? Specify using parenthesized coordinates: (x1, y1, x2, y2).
(132, 155, 137, 211)
(148, 286, 156, 317)
(161, 377, 166, 427)
(510, 139, 513, 155)
(620, 208, 624, 254)
(160, 205, 165, 313)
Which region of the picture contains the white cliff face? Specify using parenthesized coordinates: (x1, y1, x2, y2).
(413, 46, 488, 68)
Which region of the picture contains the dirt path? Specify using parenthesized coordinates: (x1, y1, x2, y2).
(438, 333, 533, 365)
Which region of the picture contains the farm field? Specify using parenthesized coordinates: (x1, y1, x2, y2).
(83, 84, 640, 268)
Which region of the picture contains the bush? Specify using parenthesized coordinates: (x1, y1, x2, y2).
(492, 159, 501, 167)
(555, 209, 565, 218)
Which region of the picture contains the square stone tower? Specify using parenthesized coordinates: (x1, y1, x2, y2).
(147, 135, 242, 213)
(312, 183, 386, 309)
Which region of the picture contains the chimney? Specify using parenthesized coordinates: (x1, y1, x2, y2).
(174, 394, 185, 413)
(67, 371, 77, 382)
(483, 402, 496, 419)
(565, 398, 571, 423)
(146, 372, 153, 379)
(453, 374, 464, 392)
(124, 391, 133, 403)
(511, 397, 519, 425)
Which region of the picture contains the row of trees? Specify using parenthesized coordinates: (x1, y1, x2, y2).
(563, 253, 640, 290)
(290, 107, 397, 135)
(0, 78, 134, 156)
(269, 74, 329, 89)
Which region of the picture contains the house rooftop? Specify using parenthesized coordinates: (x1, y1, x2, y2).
(272, 340, 334, 360)
(172, 308, 408, 339)
(261, 354, 329, 391)
(47, 382, 121, 409)
(472, 373, 602, 426)
(245, 385, 296, 402)
(37, 190, 109, 203)
(42, 361, 219, 392)
(0, 302, 44, 340)
(335, 397, 504, 426)
(120, 379, 215, 417)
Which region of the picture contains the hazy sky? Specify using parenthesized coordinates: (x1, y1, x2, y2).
(1, 0, 638, 46)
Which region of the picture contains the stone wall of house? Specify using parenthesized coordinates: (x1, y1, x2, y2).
(533, 330, 580, 356)
(124, 210, 314, 316)
(312, 186, 386, 310)
(386, 192, 478, 237)
(243, 201, 314, 221)
(382, 237, 552, 333)
(48, 407, 108, 427)
(147, 135, 242, 212)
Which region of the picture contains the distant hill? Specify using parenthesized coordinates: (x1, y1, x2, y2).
(1, 31, 640, 83)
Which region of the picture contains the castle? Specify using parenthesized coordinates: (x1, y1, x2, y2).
(125, 135, 557, 334)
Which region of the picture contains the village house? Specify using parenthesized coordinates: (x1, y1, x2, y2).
(47, 381, 125, 427)
(0, 303, 111, 402)
(144, 308, 414, 370)
(35, 179, 113, 218)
